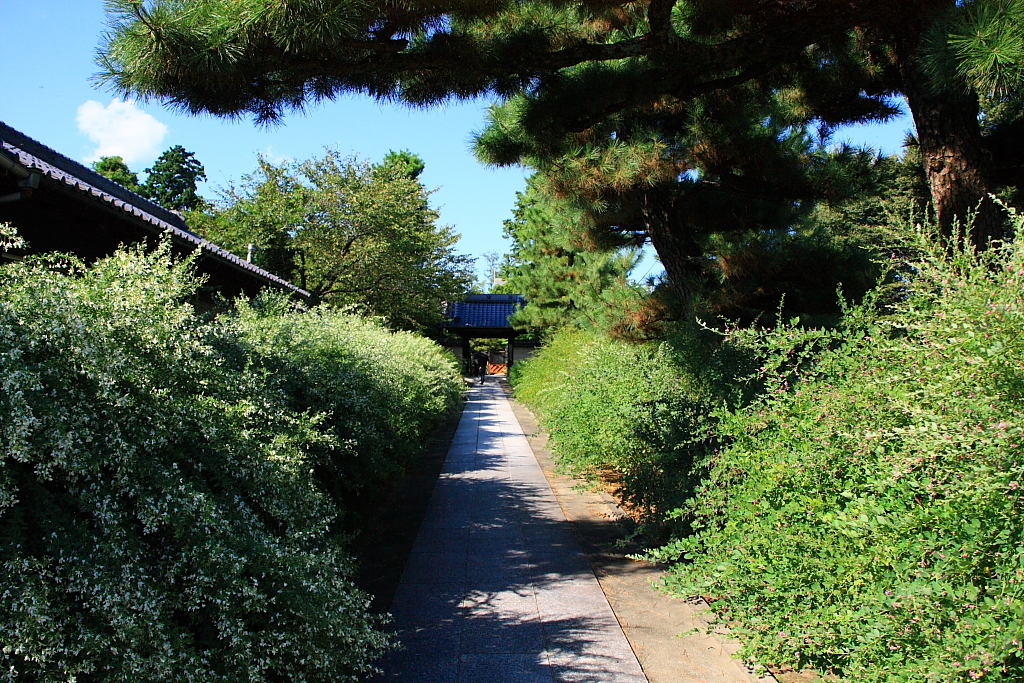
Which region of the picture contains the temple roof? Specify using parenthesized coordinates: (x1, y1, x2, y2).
(445, 294, 524, 334)
(0, 120, 310, 302)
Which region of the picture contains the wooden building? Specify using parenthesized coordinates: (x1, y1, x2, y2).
(0, 121, 309, 304)
(444, 293, 527, 373)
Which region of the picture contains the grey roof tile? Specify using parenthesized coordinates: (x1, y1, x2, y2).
(0, 120, 310, 299)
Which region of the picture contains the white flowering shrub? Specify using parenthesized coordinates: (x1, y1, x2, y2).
(226, 296, 463, 504)
(0, 242, 460, 681)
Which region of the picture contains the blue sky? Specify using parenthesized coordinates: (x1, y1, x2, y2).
(1, 2, 915, 282)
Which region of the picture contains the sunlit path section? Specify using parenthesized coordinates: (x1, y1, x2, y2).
(381, 381, 648, 683)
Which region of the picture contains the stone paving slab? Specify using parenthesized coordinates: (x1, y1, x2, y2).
(381, 381, 647, 682)
(502, 381, 776, 683)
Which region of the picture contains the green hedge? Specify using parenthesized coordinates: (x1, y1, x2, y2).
(513, 227, 1024, 680)
(0, 242, 462, 681)
(653, 234, 1024, 681)
(510, 326, 742, 535)
(227, 295, 463, 505)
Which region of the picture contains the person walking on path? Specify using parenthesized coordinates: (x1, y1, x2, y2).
(473, 350, 489, 385)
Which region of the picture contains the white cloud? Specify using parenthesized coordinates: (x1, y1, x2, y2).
(259, 146, 294, 165)
(76, 99, 168, 166)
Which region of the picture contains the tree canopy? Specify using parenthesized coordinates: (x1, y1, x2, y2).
(484, 77, 896, 309)
(141, 145, 207, 211)
(190, 149, 474, 333)
(498, 175, 645, 333)
(92, 156, 141, 193)
(92, 146, 207, 211)
(96, 1, 908, 119)
(97, 0, 1024, 303)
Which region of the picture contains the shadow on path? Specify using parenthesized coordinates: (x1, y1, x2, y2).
(350, 392, 465, 613)
(375, 382, 647, 683)
(504, 382, 776, 683)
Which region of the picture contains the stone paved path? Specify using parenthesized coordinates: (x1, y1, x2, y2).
(380, 381, 648, 683)
(504, 387, 776, 683)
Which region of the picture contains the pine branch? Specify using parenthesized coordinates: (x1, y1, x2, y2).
(98, 0, 920, 121)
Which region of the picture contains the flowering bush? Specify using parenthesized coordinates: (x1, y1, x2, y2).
(515, 220, 1024, 680)
(652, 228, 1024, 681)
(0, 242, 461, 681)
(226, 295, 463, 504)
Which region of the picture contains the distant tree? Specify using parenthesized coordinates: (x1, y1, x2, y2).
(375, 150, 426, 180)
(187, 157, 302, 280)
(193, 150, 474, 332)
(500, 176, 645, 333)
(92, 156, 141, 193)
(479, 251, 503, 292)
(141, 145, 207, 211)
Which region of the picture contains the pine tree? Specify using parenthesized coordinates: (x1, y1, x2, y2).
(92, 156, 141, 193)
(500, 176, 644, 332)
(96, 1, 1024, 272)
(141, 145, 207, 211)
(479, 79, 887, 307)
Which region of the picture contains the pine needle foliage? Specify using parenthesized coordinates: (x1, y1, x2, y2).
(921, 0, 1024, 98)
(141, 144, 208, 211)
(96, 0, 905, 124)
(499, 174, 647, 333)
(92, 147, 208, 211)
(96, 0, 1024, 284)
(485, 77, 897, 320)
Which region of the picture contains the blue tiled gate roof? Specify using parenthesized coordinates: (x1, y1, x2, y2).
(446, 294, 524, 330)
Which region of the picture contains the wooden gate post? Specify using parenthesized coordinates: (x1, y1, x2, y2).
(461, 334, 472, 374)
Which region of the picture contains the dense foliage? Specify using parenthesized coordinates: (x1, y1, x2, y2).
(190, 149, 473, 333)
(510, 325, 750, 535)
(512, 217, 1024, 680)
(498, 176, 647, 333)
(92, 155, 141, 193)
(141, 145, 207, 211)
(653, 228, 1024, 681)
(225, 295, 464, 501)
(98, 0, 1024, 284)
(499, 146, 913, 336)
(93, 145, 207, 211)
(0, 241, 462, 681)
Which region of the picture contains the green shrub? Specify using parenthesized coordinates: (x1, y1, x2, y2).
(515, 220, 1024, 680)
(652, 228, 1024, 681)
(227, 297, 463, 504)
(0, 242, 461, 681)
(511, 326, 740, 534)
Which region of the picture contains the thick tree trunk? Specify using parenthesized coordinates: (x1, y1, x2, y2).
(641, 187, 706, 308)
(896, 25, 1004, 249)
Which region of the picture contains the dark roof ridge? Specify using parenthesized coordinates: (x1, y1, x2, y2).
(0, 120, 310, 299)
(0, 120, 190, 232)
(464, 293, 525, 303)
